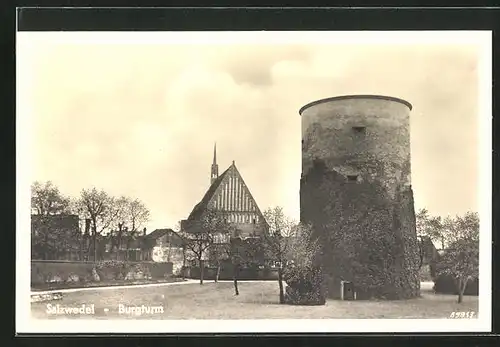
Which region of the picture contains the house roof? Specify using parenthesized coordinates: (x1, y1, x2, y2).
(145, 228, 184, 247)
(187, 166, 231, 221)
(145, 228, 174, 240)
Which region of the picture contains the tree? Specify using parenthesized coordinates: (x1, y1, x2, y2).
(285, 222, 320, 271)
(213, 233, 263, 296)
(107, 197, 129, 260)
(416, 208, 451, 250)
(415, 208, 430, 237)
(415, 208, 441, 269)
(173, 222, 188, 278)
(210, 235, 231, 283)
(31, 181, 71, 216)
(96, 196, 150, 261)
(440, 216, 455, 250)
(435, 211, 479, 303)
(120, 197, 150, 260)
(75, 188, 124, 261)
(227, 237, 245, 295)
(174, 209, 224, 284)
(31, 181, 75, 260)
(262, 206, 297, 304)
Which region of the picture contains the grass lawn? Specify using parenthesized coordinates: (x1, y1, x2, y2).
(31, 281, 479, 320)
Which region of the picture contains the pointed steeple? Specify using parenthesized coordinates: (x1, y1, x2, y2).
(210, 142, 219, 185)
(213, 142, 217, 165)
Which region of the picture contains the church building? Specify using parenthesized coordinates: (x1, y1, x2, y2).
(180, 143, 267, 239)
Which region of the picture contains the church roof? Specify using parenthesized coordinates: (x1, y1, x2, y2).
(186, 162, 265, 224)
(187, 166, 231, 221)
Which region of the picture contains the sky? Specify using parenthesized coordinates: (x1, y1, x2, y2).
(17, 32, 489, 232)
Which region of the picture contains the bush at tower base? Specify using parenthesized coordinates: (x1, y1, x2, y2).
(283, 265, 326, 305)
(300, 159, 421, 300)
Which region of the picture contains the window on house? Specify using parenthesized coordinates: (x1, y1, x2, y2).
(352, 126, 366, 135)
(347, 175, 359, 182)
(252, 218, 256, 224)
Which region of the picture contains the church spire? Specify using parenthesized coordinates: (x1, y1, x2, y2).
(213, 142, 217, 165)
(211, 142, 219, 185)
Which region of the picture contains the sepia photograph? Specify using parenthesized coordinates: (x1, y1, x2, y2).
(16, 30, 491, 333)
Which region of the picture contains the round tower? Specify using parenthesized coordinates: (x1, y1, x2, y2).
(299, 95, 420, 300)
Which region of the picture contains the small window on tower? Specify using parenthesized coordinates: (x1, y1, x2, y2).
(352, 126, 366, 135)
(347, 175, 359, 182)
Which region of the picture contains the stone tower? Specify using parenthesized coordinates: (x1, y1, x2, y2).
(299, 95, 420, 300)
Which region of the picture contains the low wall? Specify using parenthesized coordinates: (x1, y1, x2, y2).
(184, 266, 279, 281)
(31, 260, 173, 287)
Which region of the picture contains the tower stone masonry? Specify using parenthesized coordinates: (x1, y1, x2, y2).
(299, 95, 420, 300)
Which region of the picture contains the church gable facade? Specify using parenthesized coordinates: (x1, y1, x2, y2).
(181, 144, 267, 239)
(208, 163, 264, 226)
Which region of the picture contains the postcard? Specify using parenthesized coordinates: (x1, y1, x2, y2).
(16, 28, 492, 333)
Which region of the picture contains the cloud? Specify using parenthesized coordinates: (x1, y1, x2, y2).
(205, 44, 312, 86)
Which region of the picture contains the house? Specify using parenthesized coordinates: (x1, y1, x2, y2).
(98, 228, 184, 263)
(143, 229, 185, 273)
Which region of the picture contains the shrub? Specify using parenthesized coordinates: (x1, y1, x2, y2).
(284, 265, 325, 305)
(94, 260, 128, 280)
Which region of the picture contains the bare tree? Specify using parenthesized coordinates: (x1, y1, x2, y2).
(435, 211, 479, 303)
(122, 197, 150, 260)
(211, 231, 259, 295)
(228, 237, 244, 295)
(98, 196, 151, 261)
(107, 197, 129, 260)
(173, 210, 225, 284)
(210, 237, 230, 283)
(31, 181, 71, 216)
(76, 188, 124, 261)
(262, 206, 297, 304)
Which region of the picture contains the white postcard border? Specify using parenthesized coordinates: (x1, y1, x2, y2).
(16, 30, 492, 334)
